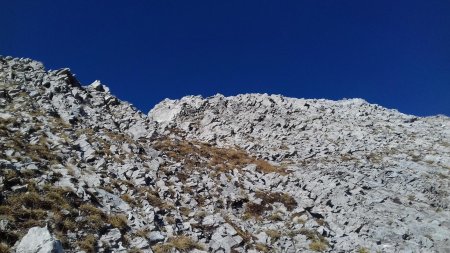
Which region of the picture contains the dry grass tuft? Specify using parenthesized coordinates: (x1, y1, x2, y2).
(78, 234, 96, 253)
(309, 240, 328, 252)
(245, 191, 297, 219)
(0, 243, 10, 253)
(254, 243, 270, 252)
(357, 247, 370, 253)
(139, 188, 173, 210)
(121, 194, 137, 206)
(109, 214, 128, 230)
(266, 229, 282, 242)
(152, 236, 204, 253)
(299, 228, 329, 252)
(244, 202, 267, 218)
(255, 191, 297, 211)
(79, 204, 105, 216)
(152, 244, 173, 253)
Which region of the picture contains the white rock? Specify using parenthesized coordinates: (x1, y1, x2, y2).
(16, 226, 64, 253)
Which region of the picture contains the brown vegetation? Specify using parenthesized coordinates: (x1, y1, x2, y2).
(78, 234, 97, 253)
(298, 228, 329, 252)
(244, 191, 297, 219)
(109, 214, 128, 230)
(0, 181, 112, 250)
(254, 191, 297, 211)
(153, 137, 287, 175)
(152, 235, 204, 253)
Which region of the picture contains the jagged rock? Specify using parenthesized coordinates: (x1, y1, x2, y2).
(129, 237, 150, 249)
(16, 226, 64, 253)
(89, 80, 109, 92)
(99, 228, 122, 248)
(209, 224, 244, 253)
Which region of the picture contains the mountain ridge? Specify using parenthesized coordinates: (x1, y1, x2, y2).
(1, 56, 449, 253)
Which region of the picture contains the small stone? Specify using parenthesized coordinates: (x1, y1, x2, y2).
(149, 231, 165, 243)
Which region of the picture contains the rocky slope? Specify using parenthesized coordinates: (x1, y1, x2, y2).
(0, 56, 449, 253)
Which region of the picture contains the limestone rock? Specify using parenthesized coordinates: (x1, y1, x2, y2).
(16, 226, 64, 253)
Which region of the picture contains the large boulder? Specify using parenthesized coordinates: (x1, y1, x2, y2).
(16, 226, 64, 253)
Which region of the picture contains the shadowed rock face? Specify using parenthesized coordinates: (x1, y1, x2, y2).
(1, 56, 449, 253)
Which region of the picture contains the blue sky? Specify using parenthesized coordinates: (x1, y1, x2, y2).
(2, 0, 449, 116)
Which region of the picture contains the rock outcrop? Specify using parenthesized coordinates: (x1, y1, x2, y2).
(0, 56, 449, 252)
(15, 226, 63, 253)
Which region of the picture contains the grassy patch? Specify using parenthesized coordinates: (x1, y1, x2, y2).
(109, 214, 128, 230)
(309, 240, 328, 252)
(244, 202, 267, 218)
(299, 228, 329, 252)
(0, 243, 10, 253)
(255, 191, 297, 211)
(139, 188, 173, 210)
(357, 247, 370, 253)
(153, 137, 287, 175)
(152, 236, 204, 253)
(266, 229, 282, 242)
(254, 243, 270, 252)
(78, 234, 96, 253)
(0, 184, 107, 250)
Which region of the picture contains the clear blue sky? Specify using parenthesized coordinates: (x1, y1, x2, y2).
(2, 1, 449, 116)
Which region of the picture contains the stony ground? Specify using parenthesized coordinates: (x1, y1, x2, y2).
(0, 56, 449, 252)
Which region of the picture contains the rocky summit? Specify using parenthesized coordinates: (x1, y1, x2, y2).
(0, 56, 449, 253)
